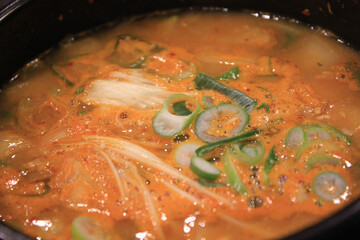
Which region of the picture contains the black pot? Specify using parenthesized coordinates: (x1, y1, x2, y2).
(0, 0, 359, 239)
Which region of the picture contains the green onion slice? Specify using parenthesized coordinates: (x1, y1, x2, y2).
(230, 140, 265, 165)
(312, 171, 347, 202)
(263, 146, 279, 185)
(215, 67, 240, 81)
(305, 126, 332, 142)
(190, 156, 221, 181)
(307, 155, 342, 168)
(195, 129, 260, 157)
(194, 103, 249, 143)
(198, 177, 227, 187)
(285, 126, 306, 148)
(152, 94, 200, 137)
(194, 73, 256, 113)
(175, 142, 201, 166)
(223, 149, 247, 194)
(71, 216, 106, 240)
(110, 34, 162, 68)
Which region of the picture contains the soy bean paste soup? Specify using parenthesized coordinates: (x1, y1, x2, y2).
(1, 10, 360, 240)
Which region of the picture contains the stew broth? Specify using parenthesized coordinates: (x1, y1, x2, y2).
(0, 11, 360, 240)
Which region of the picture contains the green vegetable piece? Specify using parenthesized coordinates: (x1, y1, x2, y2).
(283, 33, 295, 48)
(305, 126, 332, 142)
(0, 110, 13, 119)
(215, 67, 240, 81)
(198, 177, 227, 187)
(110, 34, 162, 68)
(202, 96, 214, 108)
(175, 142, 201, 166)
(263, 146, 279, 185)
(231, 140, 265, 165)
(302, 122, 351, 145)
(0, 162, 9, 167)
(316, 122, 351, 146)
(51, 53, 89, 87)
(25, 184, 51, 198)
(190, 156, 221, 181)
(173, 101, 192, 116)
(345, 62, 360, 86)
(195, 129, 260, 157)
(312, 171, 347, 202)
(285, 126, 306, 148)
(153, 94, 200, 137)
(52, 64, 75, 87)
(307, 155, 342, 168)
(74, 87, 84, 94)
(71, 216, 106, 240)
(294, 141, 339, 162)
(223, 149, 247, 194)
(194, 73, 256, 113)
(256, 103, 270, 113)
(195, 103, 249, 143)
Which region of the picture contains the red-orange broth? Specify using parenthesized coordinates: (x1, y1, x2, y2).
(0, 11, 360, 240)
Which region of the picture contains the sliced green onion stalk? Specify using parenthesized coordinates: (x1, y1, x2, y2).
(25, 184, 51, 198)
(194, 73, 256, 113)
(305, 126, 332, 142)
(71, 216, 106, 240)
(316, 122, 351, 146)
(52, 53, 89, 87)
(307, 155, 342, 168)
(52, 64, 75, 87)
(202, 96, 214, 108)
(215, 67, 240, 81)
(190, 156, 221, 181)
(230, 140, 265, 165)
(223, 149, 247, 194)
(153, 94, 200, 137)
(285, 126, 306, 148)
(175, 142, 201, 166)
(302, 122, 351, 145)
(194, 103, 249, 143)
(195, 129, 260, 157)
(110, 34, 162, 68)
(295, 141, 340, 162)
(256, 103, 270, 113)
(312, 171, 347, 202)
(283, 33, 295, 48)
(198, 177, 227, 187)
(263, 146, 279, 185)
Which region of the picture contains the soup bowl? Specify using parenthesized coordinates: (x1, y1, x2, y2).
(0, 0, 359, 239)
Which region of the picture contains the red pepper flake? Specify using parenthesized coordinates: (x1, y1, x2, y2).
(56, 150, 64, 155)
(169, 52, 176, 57)
(67, 61, 74, 66)
(301, 9, 311, 16)
(297, 114, 305, 119)
(246, 88, 250, 92)
(58, 14, 63, 21)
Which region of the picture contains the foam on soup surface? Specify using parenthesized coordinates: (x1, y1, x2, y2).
(0, 11, 360, 240)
